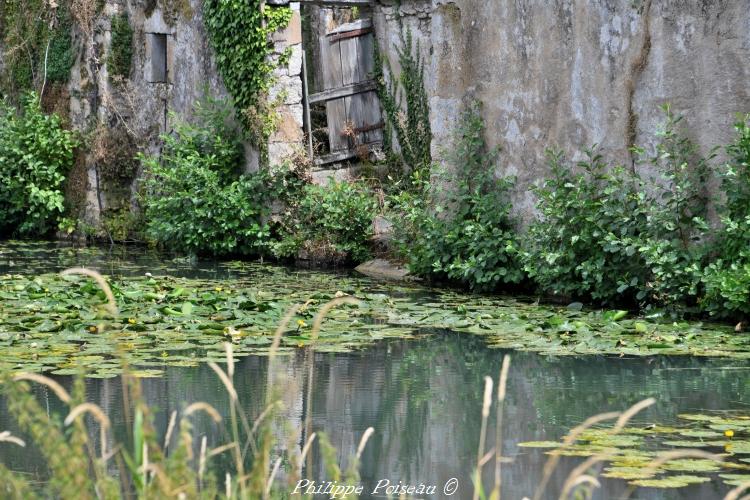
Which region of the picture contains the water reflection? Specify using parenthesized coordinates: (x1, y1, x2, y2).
(2, 332, 747, 498)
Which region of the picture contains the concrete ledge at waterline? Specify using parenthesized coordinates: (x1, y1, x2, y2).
(355, 259, 412, 281)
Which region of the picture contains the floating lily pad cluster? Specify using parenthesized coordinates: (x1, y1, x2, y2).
(519, 412, 750, 489)
(0, 241, 747, 378)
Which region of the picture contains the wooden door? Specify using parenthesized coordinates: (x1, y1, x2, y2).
(311, 18, 383, 164)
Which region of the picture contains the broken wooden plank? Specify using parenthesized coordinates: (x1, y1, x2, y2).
(308, 80, 377, 104)
(313, 142, 383, 166)
(328, 27, 373, 43)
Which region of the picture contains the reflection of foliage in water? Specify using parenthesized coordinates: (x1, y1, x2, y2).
(369, 333, 497, 478)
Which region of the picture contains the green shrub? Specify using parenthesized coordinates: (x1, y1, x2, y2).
(141, 98, 274, 256)
(396, 101, 522, 291)
(108, 13, 133, 79)
(274, 180, 377, 264)
(632, 106, 713, 307)
(0, 92, 78, 236)
(524, 106, 711, 309)
(522, 149, 650, 304)
(702, 114, 750, 318)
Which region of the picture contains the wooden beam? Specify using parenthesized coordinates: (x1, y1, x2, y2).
(328, 27, 373, 43)
(314, 141, 382, 166)
(309, 80, 377, 104)
(314, 149, 358, 166)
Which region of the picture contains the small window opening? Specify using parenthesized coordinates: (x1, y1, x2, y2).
(148, 33, 168, 83)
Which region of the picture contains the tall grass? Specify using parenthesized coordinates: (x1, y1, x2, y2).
(0, 268, 371, 499)
(0, 268, 744, 499)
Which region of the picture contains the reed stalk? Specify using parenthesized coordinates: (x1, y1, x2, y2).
(473, 376, 494, 500)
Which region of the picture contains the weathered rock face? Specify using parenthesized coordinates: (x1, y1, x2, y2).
(69, 0, 233, 227)
(374, 0, 750, 222)
(68, 0, 304, 229)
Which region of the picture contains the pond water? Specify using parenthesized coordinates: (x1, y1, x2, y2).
(1, 242, 749, 499)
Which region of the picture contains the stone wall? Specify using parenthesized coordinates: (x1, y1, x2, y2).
(68, 0, 304, 228)
(373, 0, 750, 222)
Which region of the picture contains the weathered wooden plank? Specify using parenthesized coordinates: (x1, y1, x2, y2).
(360, 90, 383, 144)
(326, 18, 372, 34)
(328, 27, 373, 43)
(308, 80, 377, 104)
(320, 33, 343, 91)
(339, 36, 361, 85)
(314, 148, 359, 166)
(350, 34, 380, 144)
(358, 32, 375, 79)
(313, 143, 382, 166)
(321, 32, 349, 152)
(339, 36, 359, 148)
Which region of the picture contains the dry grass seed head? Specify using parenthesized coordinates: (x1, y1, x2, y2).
(13, 373, 71, 403)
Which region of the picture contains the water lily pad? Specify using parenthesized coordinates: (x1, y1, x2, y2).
(661, 459, 722, 473)
(517, 441, 562, 448)
(720, 474, 750, 486)
(629, 475, 711, 488)
(662, 440, 711, 448)
(679, 430, 723, 439)
(602, 466, 658, 480)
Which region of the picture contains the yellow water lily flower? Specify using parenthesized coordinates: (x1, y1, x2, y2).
(297, 319, 307, 328)
(214, 287, 223, 292)
(725, 429, 735, 438)
(128, 318, 137, 325)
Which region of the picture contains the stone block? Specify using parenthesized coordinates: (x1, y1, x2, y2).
(272, 10, 302, 45)
(270, 106, 303, 143)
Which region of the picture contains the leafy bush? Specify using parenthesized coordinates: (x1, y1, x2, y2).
(524, 106, 711, 309)
(702, 115, 750, 318)
(274, 180, 377, 264)
(522, 149, 650, 304)
(632, 106, 713, 307)
(141, 99, 274, 256)
(0, 93, 78, 236)
(396, 101, 523, 291)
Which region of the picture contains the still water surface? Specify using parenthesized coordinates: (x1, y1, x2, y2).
(0, 242, 748, 499)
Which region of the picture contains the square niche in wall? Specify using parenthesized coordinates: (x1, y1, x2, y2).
(147, 32, 169, 83)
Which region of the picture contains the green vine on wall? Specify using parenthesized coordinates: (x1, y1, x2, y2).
(374, 20, 432, 178)
(108, 13, 133, 80)
(0, 0, 74, 100)
(202, 0, 292, 156)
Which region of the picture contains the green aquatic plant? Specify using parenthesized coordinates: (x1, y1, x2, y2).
(2, 249, 750, 379)
(518, 409, 750, 497)
(0, 268, 373, 498)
